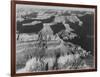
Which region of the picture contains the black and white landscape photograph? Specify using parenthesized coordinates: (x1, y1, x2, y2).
(16, 4, 96, 73)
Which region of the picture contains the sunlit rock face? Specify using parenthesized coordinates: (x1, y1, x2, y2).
(41, 23, 53, 36)
(16, 40, 90, 73)
(66, 14, 83, 26)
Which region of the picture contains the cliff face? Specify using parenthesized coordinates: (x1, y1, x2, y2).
(67, 14, 94, 51)
(17, 10, 94, 51)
